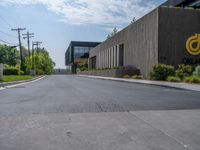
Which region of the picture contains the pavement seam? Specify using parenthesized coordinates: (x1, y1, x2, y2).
(128, 111, 193, 150)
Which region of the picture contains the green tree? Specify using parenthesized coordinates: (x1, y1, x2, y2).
(107, 27, 118, 39)
(0, 44, 20, 66)
(25, 48, 55, 75)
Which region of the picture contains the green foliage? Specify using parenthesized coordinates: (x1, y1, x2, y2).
(77, 64, 88, 71)
(167, 76, 181, 82)
(0, 44, 20, 66)
(193, 66, 200, 77)
(150, 64, 175, 81)
(175, 64, 193, 79)
(184, 76, 200, 84)
(18, 70, 24, 75)
(3, 65, 20, 75)
(25, 48, 55, 75)
(1, 75, 32, 83)
(107, 27, 118, 39)
(123, 75, 130, 78)
(131, 75, 143, 79)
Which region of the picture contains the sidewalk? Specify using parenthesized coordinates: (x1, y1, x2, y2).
(78, 75, 200, 92)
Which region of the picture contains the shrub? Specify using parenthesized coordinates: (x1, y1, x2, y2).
(18, 70, 24, 75)
(193, 66, 200, 77)
(123, 75, 130, 78)
(184, 76, 200, 84)
(150, 64, 175, 81)
(167, 76, 181, 82)
(3, 66, 20, 75)
(176, 64, 193, 79)
(131, 75, 143, 79)
(36, 69, 45, 75)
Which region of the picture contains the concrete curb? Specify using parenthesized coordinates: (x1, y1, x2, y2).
(77, 75, 200, 92)
(0, 76, 46, 87)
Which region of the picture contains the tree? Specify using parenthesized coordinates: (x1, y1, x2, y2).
(25, 48, 55, 75)
(131, 17, 136, 24)
(107, 27, 118, 39)
(0, 44, 20, 66)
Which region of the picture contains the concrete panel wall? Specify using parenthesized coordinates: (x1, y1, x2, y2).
(158, 7, 200, 67)
(90, 9, 159, 78)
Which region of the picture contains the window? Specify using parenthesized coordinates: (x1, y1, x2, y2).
(74, 47, 91, 58)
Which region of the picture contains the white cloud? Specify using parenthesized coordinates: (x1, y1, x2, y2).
(0, 0, 164, 29)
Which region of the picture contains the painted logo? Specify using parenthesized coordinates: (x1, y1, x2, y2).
(186, 34, 200, 56)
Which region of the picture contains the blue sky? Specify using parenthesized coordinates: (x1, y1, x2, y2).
(0, 0, 165, 68)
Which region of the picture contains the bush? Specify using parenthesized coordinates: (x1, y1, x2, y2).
(167, 76, 181, 82)
(36, 69, 45, 75)
(18, 70, 24, 75)
(193, 66, 200, 77)
(123, 75, 130, 78)
(176, 64, 193, 79)
(131, 75, 143, 79)
(150, 64, 175, 81)
(184, 76, 200, 84)
(3, 66, 20, 75)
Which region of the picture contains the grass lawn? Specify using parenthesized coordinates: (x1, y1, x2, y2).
(0, 75, 33, 83)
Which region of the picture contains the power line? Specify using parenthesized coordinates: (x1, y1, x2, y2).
(0, 30, 17, 38)
(0, 15, 13, 29)
(0, 7, 20, 27)
(0, 38, 18, 46)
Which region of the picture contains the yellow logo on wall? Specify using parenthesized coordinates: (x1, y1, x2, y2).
(186, 34, 200, 56)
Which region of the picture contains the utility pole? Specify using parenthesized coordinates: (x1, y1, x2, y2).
(31, 41, 42, 76)
(11, 28, 26, 71)
(34, 41, 42, 53)
(22, 32, 34, 56)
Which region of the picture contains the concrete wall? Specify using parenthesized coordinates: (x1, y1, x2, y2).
(158, 7, 200, 67)
(90, 9, 159, 78)
(0, 64, 3, 81)
(90, 7, 200, 78)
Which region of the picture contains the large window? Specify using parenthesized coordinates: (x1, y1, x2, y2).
(74, 47, 92, 58)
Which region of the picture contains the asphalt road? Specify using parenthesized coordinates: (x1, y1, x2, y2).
(0, 75, 200, 115)
(0, 75, 200, 150)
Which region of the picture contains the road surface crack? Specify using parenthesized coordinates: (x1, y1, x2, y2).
(128, 111, 193, 150)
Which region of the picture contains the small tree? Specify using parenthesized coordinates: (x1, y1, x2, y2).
(131, 17, 136, 24)
(107, 27, 118, 39)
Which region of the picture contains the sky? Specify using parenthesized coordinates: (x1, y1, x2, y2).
(0, 0, 165, 68)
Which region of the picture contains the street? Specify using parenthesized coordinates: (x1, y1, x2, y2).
(0, 75, 200, 150)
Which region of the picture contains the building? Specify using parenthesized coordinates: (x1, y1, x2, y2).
(88, 1, 200, 78)
(65, 41, 100, 73)
(163, 0, 200, 8)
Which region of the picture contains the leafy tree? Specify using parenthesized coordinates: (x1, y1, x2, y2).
(21, 46, 29, 58)
(25, 48, 55, 75)
(0, 44, 20, 66)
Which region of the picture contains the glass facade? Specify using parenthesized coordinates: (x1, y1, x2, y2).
(74, 46, 92, 59)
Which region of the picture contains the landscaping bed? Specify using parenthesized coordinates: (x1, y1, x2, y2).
(78, 68, 140, 78)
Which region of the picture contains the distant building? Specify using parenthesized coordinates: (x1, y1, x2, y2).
(88, 1, 200, 78)
(65, 41, 100, 73)
(162, 0, 200, 8)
